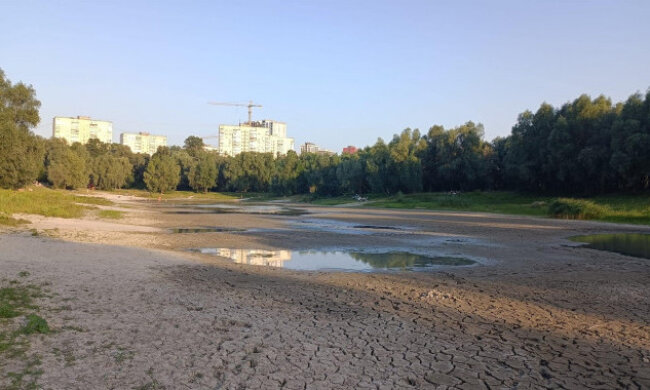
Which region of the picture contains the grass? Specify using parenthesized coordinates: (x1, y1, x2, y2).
(367, 192, 553, 216)
(0, 187, 113, 220)
(0, 280, 49, 389)
(0, 284, 40, 319)
(97, 209, 123, 219)
(301, 191, 650, 225)
(112, 188, 241, 201)
(0, 213, 29, 227)
(20, 315, 50, 335)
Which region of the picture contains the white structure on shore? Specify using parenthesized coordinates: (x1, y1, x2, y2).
(52, 116, 113, 144)
(218, 120, 294, 157)
(120, 132, 167, 155)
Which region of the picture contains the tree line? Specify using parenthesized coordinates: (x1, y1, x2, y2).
(1, 69, 648, 195)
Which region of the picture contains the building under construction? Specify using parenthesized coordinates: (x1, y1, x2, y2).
(208, 100, 294, 156)
(218, 120, 294, 157)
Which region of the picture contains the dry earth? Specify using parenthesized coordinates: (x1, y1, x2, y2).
(1, 194, 649, 389)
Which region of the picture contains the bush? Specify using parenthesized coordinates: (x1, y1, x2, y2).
(547, 198, 608, 219)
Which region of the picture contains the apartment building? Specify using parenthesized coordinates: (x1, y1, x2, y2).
(300, 142, 320, 154)
(218, 120, 294, 157)
(301, 142, 334, 156)
(52, 116, 113, 144)
(120, 132, 167, 155)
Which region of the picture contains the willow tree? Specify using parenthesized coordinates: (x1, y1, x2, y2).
(144, 148, 180, 193)
(0, 69, 45, 189)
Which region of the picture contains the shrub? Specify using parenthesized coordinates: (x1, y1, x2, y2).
(547, 198, 608, 219)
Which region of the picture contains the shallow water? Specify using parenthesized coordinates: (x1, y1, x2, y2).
(571, 233, 650, 259)
(190, 248, 475, 271)
(170, 227, 245, 233)
(195, 204, 308, 216)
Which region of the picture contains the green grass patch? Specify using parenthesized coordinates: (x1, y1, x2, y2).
(112, 188, 240, 201)
(363, 192, 553, 216)
(20, 314, 49, 335)
(548, 196, 650, 224)
(0, 213, 29, 226)
(301, 191, 650, 225)
(0, 285, 39, 318)
(0, 187, 113, 219)
(70, 194, 113, 206)
(97, 209, 123, 219)
(548, 198, 607, 219)
(310, 196, 356, 205)
(5, 356, 43, 390)
(0, 281, 49, 389)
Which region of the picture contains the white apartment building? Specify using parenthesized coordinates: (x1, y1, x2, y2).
(52, 116, 113, 144)
(120, 132, 167, 155)
(218, 119, 294, 157)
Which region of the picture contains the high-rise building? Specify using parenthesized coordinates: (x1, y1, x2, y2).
(120, 132, 167, 155)
(301, 142, 334, 156)
(52, 116, 113, 144)
(300, 142, 320, 154)
(218, 120, 294, 157)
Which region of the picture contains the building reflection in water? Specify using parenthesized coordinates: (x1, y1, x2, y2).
(213, 248, 292, 267)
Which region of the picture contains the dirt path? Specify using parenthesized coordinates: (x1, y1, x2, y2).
(1, 197, 649, 389)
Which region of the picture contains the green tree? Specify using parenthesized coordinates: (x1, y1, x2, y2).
(45, 138, 88, 189)
(172, 149, 195, 190)
(0, 69, 45, 189)
(271, 151, 303, 195)
(224, 152, 275, 192)
(90, 155, 131, 190)
(144, 148, 180, 193)
(188, 152, 218, 192)
(365, 139, 391, 194)
(387, 128, 424, 193)
(184, 136, 205, 157)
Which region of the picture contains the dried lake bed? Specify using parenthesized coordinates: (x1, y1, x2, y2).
(1, 195, 650, 389)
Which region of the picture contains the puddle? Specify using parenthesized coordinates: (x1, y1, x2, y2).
(195, 204, 308, 216)
(189, 248, 476, 271)
(292, 219, 411, 235)
(170, 227, 245, 233)
(571, 233, 650, 259)
(353, 225, 403, 230)
(165, 210, 213, 215)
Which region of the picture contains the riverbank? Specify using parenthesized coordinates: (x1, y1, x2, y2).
(1, 193, 649, 388)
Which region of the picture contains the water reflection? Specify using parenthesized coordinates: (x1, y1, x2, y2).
(194, 204, 307, 215)
(349, 252, 475, 268)
(192, 248, 476, 271)
(571, 233, 650, 259)
(196, 248, 292, 267)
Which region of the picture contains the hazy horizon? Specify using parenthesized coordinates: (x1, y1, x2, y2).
(2, 0, 649, 151)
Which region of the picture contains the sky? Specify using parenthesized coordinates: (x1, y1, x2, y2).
(1, 0, 649, 151)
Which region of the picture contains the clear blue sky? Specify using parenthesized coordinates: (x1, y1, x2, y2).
(1, 0, 648, 151)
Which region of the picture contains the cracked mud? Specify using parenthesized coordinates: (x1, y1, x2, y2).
(1, 197, 649, 389)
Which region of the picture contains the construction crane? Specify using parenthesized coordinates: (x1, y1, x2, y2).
(208, 100, 262, 124)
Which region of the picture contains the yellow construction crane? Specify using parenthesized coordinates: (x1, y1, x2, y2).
(208, 100, 262, 124)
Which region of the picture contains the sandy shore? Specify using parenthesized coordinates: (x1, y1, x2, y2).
(1, 195, 649, 389)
